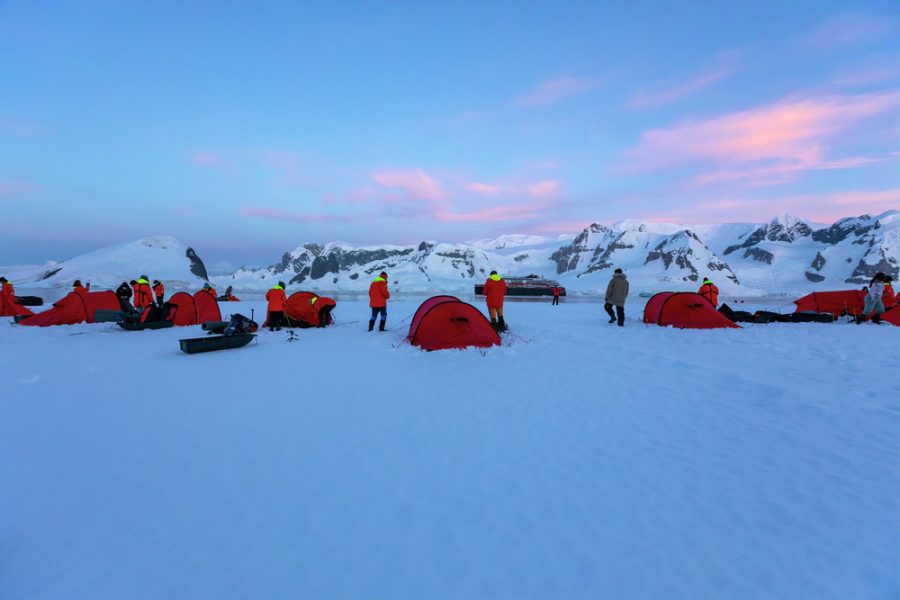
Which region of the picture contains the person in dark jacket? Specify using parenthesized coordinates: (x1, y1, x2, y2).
(115, 281, 135, 312)
(604, 268, 629, 326)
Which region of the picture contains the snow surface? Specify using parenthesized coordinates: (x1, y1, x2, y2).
(2, 298, 899, 599)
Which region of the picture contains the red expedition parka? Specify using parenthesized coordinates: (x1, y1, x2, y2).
(483, 274, 507, 309)
(369, 277, 390, 308)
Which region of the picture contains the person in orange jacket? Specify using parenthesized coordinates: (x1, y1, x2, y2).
(152, 279, 165, 307)
(202, 282, 218, 297)
(551, 286, 561, 306)
(72, 279, 90, 298)
(484, 270, 508, 331)
(368, 271, 390, 331)
(0, 276, 34, 317)
(133, 275, 153, 310)
(698, 277, 719, 307)
(883, 276, 895, 309)
(265, 281, 287, 331)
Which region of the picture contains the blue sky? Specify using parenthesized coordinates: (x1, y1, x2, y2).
(1, 1, 898, 267)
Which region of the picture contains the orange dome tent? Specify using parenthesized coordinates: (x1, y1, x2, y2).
(643, 292, 740, 329)
(408, 296, 501, 351)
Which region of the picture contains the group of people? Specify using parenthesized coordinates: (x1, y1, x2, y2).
(114, 277, 218, 313)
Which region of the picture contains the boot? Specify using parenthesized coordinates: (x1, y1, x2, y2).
(498, 316, 507, 332)
(368, 320, 375, 332)
(873, 314, 882, 324)
(855, 315, 864, 324)
(490, 319, 498, 331)
(378, 320, 386, 332)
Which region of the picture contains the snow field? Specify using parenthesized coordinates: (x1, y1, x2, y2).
(1, 298, 899, 599)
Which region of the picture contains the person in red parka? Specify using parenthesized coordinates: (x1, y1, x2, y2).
(698, 277, 719, 307)
(133, 276, 153, 310)
(152, 279, 165, 307)
(483, 270, 508, 331)
(883, 276, 895, 309)
(0, 276, 34, 317)
(265, 281, 287, 331)
(551, 286, 561, 306)
(72, 279, 90, 298)
(368, 271, 390, 331)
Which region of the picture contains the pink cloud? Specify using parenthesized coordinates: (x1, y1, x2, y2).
(627, 90, 900, 185)
(371, 168, 446, 201)
(630, 57, 736, 109)
(465, 179, 561, 199)
(827, 188, 900, 207)
(241, 207, 359, 224)
(515, 76, 600, 108)
(0, 178, 41, 198)
(465, 182, 513, 196)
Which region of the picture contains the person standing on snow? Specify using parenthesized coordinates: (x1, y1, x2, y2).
(152, 280, 165, 307)
(483, 270, 508, 331)
(368, 271, 390, 331)
(115, 281, 134, 312)
(883, 276, 895, 310)
(133, 275, 153, 310)
(698, 277, 719, 307)
(604, 268, 628, 327)
(859, 272, 887, 324)
(551, 286, 561, 306)
(265, 281, 287, 331)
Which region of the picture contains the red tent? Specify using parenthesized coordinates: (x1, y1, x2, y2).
(793, 290, 866, 317)
(193, 290, 221, 324)
(168, 292, 198, 326)
(881, 307, 900, 327)
(643, 292, 740, 329)
(408, 295, 501, 350)
(282, 291, 336, 327)
(18, 290, 119, 327)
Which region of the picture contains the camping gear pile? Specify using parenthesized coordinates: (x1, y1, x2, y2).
(179, 313, 258, 354)
(118, 290, 222, 331)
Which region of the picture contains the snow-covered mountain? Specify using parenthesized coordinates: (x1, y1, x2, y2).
(5, 236, 210, 290)
(5, 212, 897, 296)
(213, 211, 900, 296)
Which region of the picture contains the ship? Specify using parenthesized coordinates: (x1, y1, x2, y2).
(474, 274, 566, 297)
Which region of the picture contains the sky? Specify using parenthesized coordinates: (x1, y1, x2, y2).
(1, 1, 898, 268)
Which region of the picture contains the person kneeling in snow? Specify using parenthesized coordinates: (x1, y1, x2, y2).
(604, 268, 628, 327)
(266, 281, 287, 331)
(859, 272, 887, 324)
(483, 271, 508, 331)
(368, 272, 390, 331)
